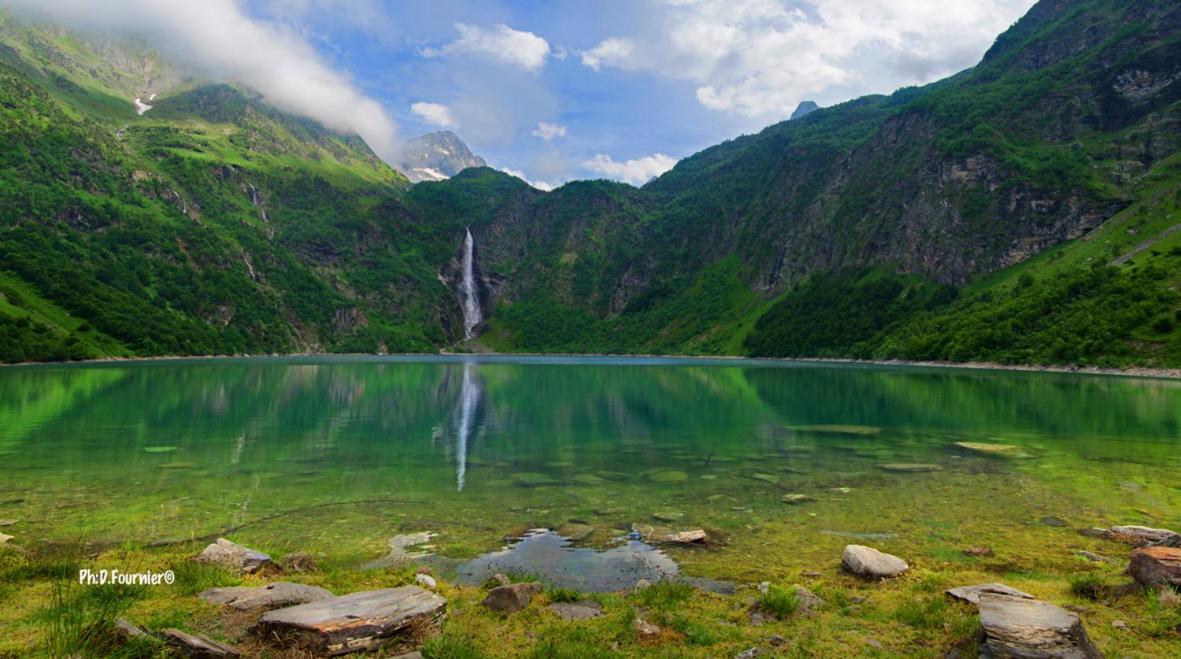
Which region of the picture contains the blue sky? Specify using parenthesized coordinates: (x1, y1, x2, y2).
(12, 0, 1039, 188)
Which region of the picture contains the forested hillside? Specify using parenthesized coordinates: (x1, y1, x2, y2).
(1, 0, 1179, 367)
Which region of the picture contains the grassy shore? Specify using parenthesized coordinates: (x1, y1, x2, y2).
(2, 530, 1178, 657)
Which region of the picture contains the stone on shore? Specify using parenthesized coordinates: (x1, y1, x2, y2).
(792, 585, 826, 615)
(162, 628, 241, 657)
(634, 617, 661, 636)
(481, 582, 542, 613)
(1107, 525, 1181, 548)
(946, 583, 1034, 605)
(0, 519, 16, 526)
(200, 582, 334, 611)
(781, 494, 815, 505)
(878, 463, 942, 473)
(196, 538, 271, 574)
(114, 618, 150, 640)
(841, 545, 908, 579)
(977, 593, 1102, 658)
(415, 573, 437, 590)
(258, 586, 446, 656)
(0, 533, 12, 545)
(548, 600, 603, 620)
(557, 522, 595, 541)
(1128, 546, 1181, 588)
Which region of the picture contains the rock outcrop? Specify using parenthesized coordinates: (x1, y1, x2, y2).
(258, 587, 446, 656)
(976, 593, 1102, 658)
(196, 538, 272, 574)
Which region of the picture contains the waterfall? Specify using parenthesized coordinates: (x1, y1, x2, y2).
(460, 227, 483, 339)
(454, 362, 482, 491)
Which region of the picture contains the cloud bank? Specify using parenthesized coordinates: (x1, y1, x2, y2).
(422, 23, 551, 72)
(581, 0, 1035, 120)
(1, 0, 401, 161)
(584, 153, 676, 187)
(411, 101, 457, 128)
(531, 121, 566, 140)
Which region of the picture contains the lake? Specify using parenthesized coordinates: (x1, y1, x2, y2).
(1, 355, 1179, 586)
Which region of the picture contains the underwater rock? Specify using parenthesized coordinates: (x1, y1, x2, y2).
(573, 474, 606, 486)
(363, 532, 436, 569)
(878, 463, 942, 473)
(841, 545, 908, 579)
(946, 583, 1034, 605)
(162, 628, 241, 657)
(557, 523, 595, 542)
(1128, 546, 1181, 588)
(259, 587, 446, 656)
(482, 582, 542, 613)
(786, 425, 882, 436)
(200, 582, 334, 611)
(512, 472, 560, 487)
(781, 494, 815, 505)
(749, 473, 779, 485)
(951, 441, 1030, 458)
(976, 593, 1102, 658)
(197, 538, 271, 574)
(548, 600, 603, 620)
(647, 470, 689, 484)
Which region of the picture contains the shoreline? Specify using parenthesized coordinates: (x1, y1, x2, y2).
(2, 350, 1180, 380)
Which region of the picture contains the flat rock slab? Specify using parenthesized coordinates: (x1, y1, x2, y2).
(951, 442, 1029, 458)
(200, 582, 334, 611)
(878, 463, 942, 473)
(482, 582, 542, 613)
(548, 600, 603, 620)
(1107, 525, 1181, 548)
(1128, 546, 1181, 588)
(977, 593, 1101, 658)
(258, 586, 446, 656)
(197, 538, 271, 574)
(842, 545, 908, 579)
(162, 628, 241, 657)
(946, 583, 1034, 605)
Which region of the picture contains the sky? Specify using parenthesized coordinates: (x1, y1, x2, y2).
(6, 0, 1039, 189)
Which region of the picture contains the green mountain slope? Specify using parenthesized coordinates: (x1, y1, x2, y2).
(0, 0, 1179, 367)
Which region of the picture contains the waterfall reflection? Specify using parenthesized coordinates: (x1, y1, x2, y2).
(452, 362, 483, 491)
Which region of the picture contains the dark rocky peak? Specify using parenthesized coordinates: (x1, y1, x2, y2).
(399, 131, 487, 183)
(790, 101, 819, 120)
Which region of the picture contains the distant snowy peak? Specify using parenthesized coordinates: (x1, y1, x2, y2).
(398, 131, 486, 183)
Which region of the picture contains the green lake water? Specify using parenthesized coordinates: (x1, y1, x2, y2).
(1, 356, 1179, 585)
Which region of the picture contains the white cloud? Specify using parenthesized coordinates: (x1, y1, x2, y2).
(498, 167, 556, 191)
(411, 101, 457, 128)
(580, 37, 634, 71)
(583, 153, 676, 186)
(531, 121, 567, 141)
(422, 23, 551, 71)
(1, 0, 402, 161)
(580, 0, 1036, 120)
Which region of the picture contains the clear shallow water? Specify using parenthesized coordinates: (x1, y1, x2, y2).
(1, 356, 1179, 584)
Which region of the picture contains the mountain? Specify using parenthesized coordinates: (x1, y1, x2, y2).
(789, 101, 819, 120)
(0, 0, 1178, 368)
(397, 131, 487, 183)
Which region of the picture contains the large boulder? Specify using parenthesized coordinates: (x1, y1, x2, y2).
(1107, 525, 1181, 548)
(1128, 546, 1181, 588)
(946, 583, 1034, 605)
(200, 582, 334, 611)
(258, 586, 446, 656)
(197, 538, 271, 574)
(977, 593, 1102, 658)
(841, 545, 908, 579)
(481, 582, 542, 614)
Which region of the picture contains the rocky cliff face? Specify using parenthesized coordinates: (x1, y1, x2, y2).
(398, 131, 487, 183)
